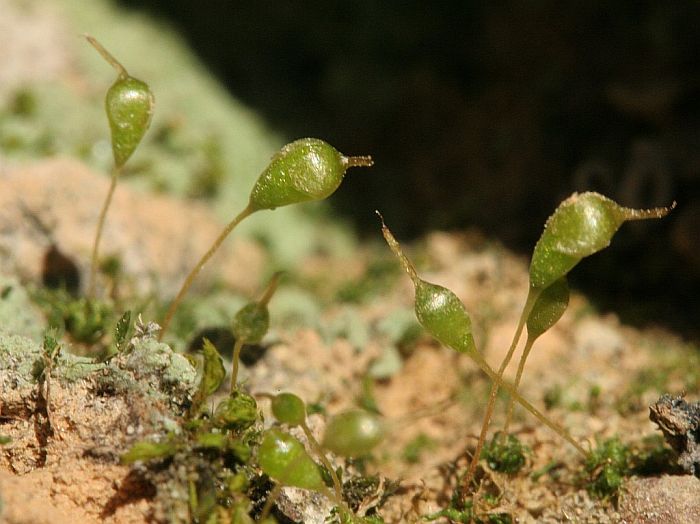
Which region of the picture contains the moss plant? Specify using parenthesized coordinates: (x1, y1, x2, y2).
(583, 437, 631, 501)
(377, 213, 587, 454)
(84, 35, 154, 298)
(481, 432, 528, 474)
(158, 139, 373, 340)
(379, 194, 674, 496)
(474, 193, 674, 491)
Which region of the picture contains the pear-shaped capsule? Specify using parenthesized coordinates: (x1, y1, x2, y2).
(322, 409, 386, 457)
(248, 138, 373, 211)
(414, 280, 477, 355)
(105, 76, 154, 167)
(530, 192, 674, 290)
(271, 393, 307, 427)
(86, 35, 154, 168)
(379, 213, 477, 355)
(257, 428, 325, 490)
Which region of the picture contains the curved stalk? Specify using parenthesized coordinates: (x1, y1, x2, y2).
(503, 335, 536, 434)
(88, 165, 120, 298)
(159, 204, 255, 340)
(230, 338, 245, 392)
(300, 422, 347, 511)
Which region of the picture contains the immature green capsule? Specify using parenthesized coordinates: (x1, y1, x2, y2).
(232, 303, 269, 344)
(526, 277, 569, 341)
(248, 138, 373, 211)
(106, 76, 154, 168)
(415, 281, 477, 355)
(271, 393, 307, 427)
(85, 36, 154, 168)
(379, 213, 477, 355)
(322, 409, 386, 457)
(529, 192, 674, 290)
(258, 428, 325, 490)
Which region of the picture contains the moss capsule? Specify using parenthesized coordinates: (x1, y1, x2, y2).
(105, 76, 154, 168)
(271, 393, 307, 427)
(159, 142, 370, 340)
(85, 35, 154, 168)
(526, 277, 569, 341)
(248, 138, 373, 211)
(258, 428, 325, 491)
(530, 192, 674, 290)
(379, 212, 476, 355)
(322, 409, 386, 457)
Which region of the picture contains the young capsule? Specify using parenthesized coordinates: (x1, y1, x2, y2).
(85, 35, 154, 168)
(526, 276, 570, 341)
(378, 212, 476, 355)
(270, 392, 307, 427)
(322, 409, 386, 457)
(231, 303, 269, 345)
(529, 192, 674, 290)
(257, 428, 325, 491)
(248, 138, 373, 211)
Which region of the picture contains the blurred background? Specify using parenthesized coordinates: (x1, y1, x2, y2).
(1, 0, 698, 339)
(118, 0, 700, 338)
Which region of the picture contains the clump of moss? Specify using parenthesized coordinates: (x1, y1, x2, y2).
(481, 433, 528, 474)
(583, 437, 631, 501)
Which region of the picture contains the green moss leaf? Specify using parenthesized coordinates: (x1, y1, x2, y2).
(197, 338, 226, 399)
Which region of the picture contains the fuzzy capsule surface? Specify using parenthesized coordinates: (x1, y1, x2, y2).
(414, 280, 477, 355)
(248, 138, 350, 211)
(106, 76, 154, 168)
(529, 192, 672, 289)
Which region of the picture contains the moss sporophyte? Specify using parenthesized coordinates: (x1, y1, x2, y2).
(378, 193, 674, 497)
(158, 138, 373, 340)
(35, 36, 677, 522)
(84, 36, 154, 298)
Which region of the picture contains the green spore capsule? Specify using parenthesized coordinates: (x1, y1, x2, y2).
(271, 393, 307, 427)
(258, 428, 325, 490)
(529, 192, 674, 290)
(85, 35, 154, 168)
(322, 409, 386, 457)
(214, 391, 258, 430)
(526, 277, 569, 341)
(231, 303, 269, 345)
(248, 138, 373, 211)
(378, 212, 476, 355)
(190, 338, 226, 413)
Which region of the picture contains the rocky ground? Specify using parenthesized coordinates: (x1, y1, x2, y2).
(1, 159, 699, 523)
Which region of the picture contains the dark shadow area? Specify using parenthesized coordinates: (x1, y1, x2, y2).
(42, 245, 81, 296)
(118, 1, 700, 339)
(187, 326, 268, 366)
